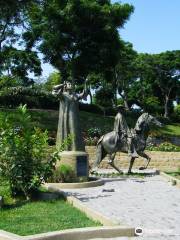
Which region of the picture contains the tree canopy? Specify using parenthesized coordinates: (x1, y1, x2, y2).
(24, 0, 134, 86)
(0, 0, 41, 84)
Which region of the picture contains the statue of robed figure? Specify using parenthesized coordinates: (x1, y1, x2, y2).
(52, 82, 88, 151)
(52, 80, 89, 180)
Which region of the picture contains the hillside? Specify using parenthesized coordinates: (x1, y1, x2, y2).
(0, 108, 179, 138)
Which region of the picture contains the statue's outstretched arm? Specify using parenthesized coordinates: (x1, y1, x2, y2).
(52, 84, 64, 96)
(77, 78, 90, 101)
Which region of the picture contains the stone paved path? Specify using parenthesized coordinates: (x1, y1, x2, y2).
(63, 175, 180, 240)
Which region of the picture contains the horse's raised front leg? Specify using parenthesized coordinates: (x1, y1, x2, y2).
(108, 152, 123, 173)
(128, 157, 135, 174)
(138, 152, 151, 170)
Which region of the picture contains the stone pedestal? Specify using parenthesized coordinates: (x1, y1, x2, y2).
(57, 151, 89, 181)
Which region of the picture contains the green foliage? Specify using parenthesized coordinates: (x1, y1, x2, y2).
(174, 104, 180, 117)
(79, 103, 103, 115)
(94, 86, 114, 107)
(143, 96, 162, 114)
(1, 48, 41, 84)
(0, 75, 20, 90)
(0, 178, 14, 205)
(56, 164, 75, 183)
(85, 127, 102, 145)
(129, 51, 180, 117)
(25, 0, 134, 83)
(0, 86, 59, 109)
(84, 136, 99, 146)
(43, 72, 61, 91)
(0, 1, 42, 82)
(147, 142, 180, 152)
(113, 41, 137, 109)
(165, 168, 180, 180)
(0, 199, 101, 235)
(87, 127, 102, 138)
(0, 105, 56, 199)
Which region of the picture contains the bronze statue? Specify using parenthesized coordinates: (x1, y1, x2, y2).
(91, 111, 162, 174)
(52, 81, 88, 151)
(113, 106, 138, 158)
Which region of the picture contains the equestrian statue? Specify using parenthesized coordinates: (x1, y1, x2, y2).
(91, 105, 162, 174)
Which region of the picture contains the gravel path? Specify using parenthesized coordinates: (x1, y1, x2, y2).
(63, 175, 180, 240)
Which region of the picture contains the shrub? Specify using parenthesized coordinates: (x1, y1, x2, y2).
(146, 142, 180, 152)
(87, 127, 102, 138)
(174, 104, 180, 116)
(0, 105, 57, 199)
(173, 104, 180, 121)
(0, 86, 59, 109)
(84, 136, 99, 146)
(51, 164, 75, 183)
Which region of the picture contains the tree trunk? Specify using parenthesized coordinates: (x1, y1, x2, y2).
(123, 92, 130, 111)
(89, 89, 93, 104)
(164, 95, 169, 118)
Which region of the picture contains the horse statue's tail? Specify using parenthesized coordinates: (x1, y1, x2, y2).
(91, 135, 107, 171)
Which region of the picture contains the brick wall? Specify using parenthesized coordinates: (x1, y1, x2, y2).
(86, 146, 180, 171)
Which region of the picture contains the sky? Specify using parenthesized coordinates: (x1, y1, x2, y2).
(116, 0, 180, 54)
(41, 0, 180, 78)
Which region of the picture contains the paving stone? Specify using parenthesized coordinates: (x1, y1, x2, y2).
(63, 175, 180, 240)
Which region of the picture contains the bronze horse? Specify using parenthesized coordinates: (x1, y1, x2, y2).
(91, 113, 162, 174)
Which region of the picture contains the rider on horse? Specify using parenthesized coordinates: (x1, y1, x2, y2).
(114, 105, 138, 158)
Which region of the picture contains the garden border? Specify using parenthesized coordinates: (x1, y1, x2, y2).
(160, 171, 180, 188)
(0, 225, 135, 240)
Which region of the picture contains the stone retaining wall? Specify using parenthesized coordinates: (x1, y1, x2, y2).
(86, 146, 180, 171)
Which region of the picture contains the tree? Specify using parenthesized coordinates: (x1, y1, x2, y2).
(24, 0, 134, 87)
(128, 51, 180, 117)
(127, 53, 160, 112)
(94, 85, 114, 108)
(113, 41, 137, 110)
(43, 71, 61, 91)
(0, 0, 41, 84)
(153, 51, 180, 118)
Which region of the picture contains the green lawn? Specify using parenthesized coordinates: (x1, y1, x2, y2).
(0, 198, 100, 236)
(165, 169, 180, 180)
(0, 108, 180, 137)
(159, 123, 180, 137)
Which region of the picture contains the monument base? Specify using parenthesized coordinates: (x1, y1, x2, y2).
(57, 151, 89, 182)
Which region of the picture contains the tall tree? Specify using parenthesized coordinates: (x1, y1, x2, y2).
(153, 51, 180, 118)
(128, 51, 180, 117)
(24, 0, 134, 87)
(0, 0, 41, 84)
(113, 41, 137, 110)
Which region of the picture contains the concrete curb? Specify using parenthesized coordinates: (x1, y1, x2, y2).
(160, 172, 180, 188)
(45, 178, 104, 189)
(0, 230, 23, 240)
(0, 226, 135, 240)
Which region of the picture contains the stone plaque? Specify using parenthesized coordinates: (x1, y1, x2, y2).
(76, 156, 88, 176)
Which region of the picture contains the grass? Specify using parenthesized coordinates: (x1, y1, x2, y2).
(165, 169, 180, 180)
(0, 108, 180, 138)
(0, 199, 101, 236)
(0, 183, 100, 237)
(158, 123, 180, 137)
(0, 178, 100, 236)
